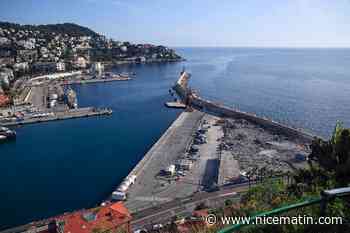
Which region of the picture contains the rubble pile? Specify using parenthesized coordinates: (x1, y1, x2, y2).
(219, 118, 309, 177)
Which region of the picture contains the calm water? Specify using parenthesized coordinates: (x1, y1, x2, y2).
(1, 48, 350, 229)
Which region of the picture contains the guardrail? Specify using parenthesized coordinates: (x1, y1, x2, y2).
(218, 187, 350, 233)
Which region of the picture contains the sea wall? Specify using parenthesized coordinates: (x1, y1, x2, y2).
(173, 72, 316, 143)
(120, 110, 203, 198)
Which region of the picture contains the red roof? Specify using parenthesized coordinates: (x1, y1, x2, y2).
(110, 202, 131, 218)
(57, 202, 132, 233)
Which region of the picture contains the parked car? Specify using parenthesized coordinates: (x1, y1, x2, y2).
(152, 224, 163, 230)
(134, 229, 148, 233)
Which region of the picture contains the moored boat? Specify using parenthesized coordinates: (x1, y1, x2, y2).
(0, 126, 16, 141)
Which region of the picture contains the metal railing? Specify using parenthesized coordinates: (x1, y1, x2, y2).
(218, 187, 350, 233)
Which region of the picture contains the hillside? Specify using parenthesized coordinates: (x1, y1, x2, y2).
(0, 21, 182, 79)
(0, 21, 99, 38)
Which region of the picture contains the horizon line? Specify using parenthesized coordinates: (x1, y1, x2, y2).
(169, 45, 350, 49)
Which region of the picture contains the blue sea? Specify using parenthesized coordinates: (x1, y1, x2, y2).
(1, 48, 350, 229)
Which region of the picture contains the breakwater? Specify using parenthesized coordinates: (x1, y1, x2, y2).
(173, 72, 317, 143)
(120, 111, 203, 194)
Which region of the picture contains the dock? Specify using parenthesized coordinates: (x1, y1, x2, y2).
(60, 77, 131, 85)
(1, 107, 112, 127)
(164, 101, 186, 109)
(123, 110, 205, 212)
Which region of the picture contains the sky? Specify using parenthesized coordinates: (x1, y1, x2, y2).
(1, 0, 350, 47)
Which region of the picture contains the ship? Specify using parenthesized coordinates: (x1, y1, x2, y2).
(66, 88, 78, 109)
(0, 126, 16, 142)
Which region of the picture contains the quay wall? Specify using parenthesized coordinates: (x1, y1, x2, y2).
(123, 111, 196, 183)
(120, 72, 192, 183)
(30, 71, 82, 82)
(1, 107, 112, 127)
(61, 77, 131, 85)
(173, 72, 316, 143)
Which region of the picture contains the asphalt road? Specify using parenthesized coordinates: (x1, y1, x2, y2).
(131, 183, 251, 230)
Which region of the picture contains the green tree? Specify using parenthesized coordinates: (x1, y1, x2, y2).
(309, 122, 350, 185)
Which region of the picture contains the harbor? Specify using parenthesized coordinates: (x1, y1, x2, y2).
(2, 47, 349, 231)
(103, 71, 312, 215)
(0, 69, 316, 227)
(0, 65, 135, 137)
(0, 80, 114, 128)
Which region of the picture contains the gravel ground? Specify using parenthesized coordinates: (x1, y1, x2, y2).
(219, 118, 310, 179)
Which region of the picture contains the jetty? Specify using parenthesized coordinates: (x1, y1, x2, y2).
(120, 110, 204, 211)
(1, 107, 112, 127)
(60, 76, 131, 85)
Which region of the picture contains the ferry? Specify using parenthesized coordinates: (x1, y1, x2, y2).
(0, 126, 16, 142)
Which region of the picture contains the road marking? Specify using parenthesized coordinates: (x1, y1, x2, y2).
(132, 186, 248, 226)
(218, 192, 238, 197)
(135, 196, 172, 202)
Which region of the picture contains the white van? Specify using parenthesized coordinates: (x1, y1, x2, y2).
(111, 191, 127, 201)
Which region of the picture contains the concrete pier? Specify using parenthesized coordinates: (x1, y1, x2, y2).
(124, 110, 204, 211)
(60, 77, 131, 85)
(1, 108, 112, 127)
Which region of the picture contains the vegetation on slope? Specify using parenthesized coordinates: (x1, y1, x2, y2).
(0, 21, 99, 37)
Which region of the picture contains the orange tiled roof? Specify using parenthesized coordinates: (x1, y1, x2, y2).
(57, 202, 131, 233)
(110, 202, 131, 218)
